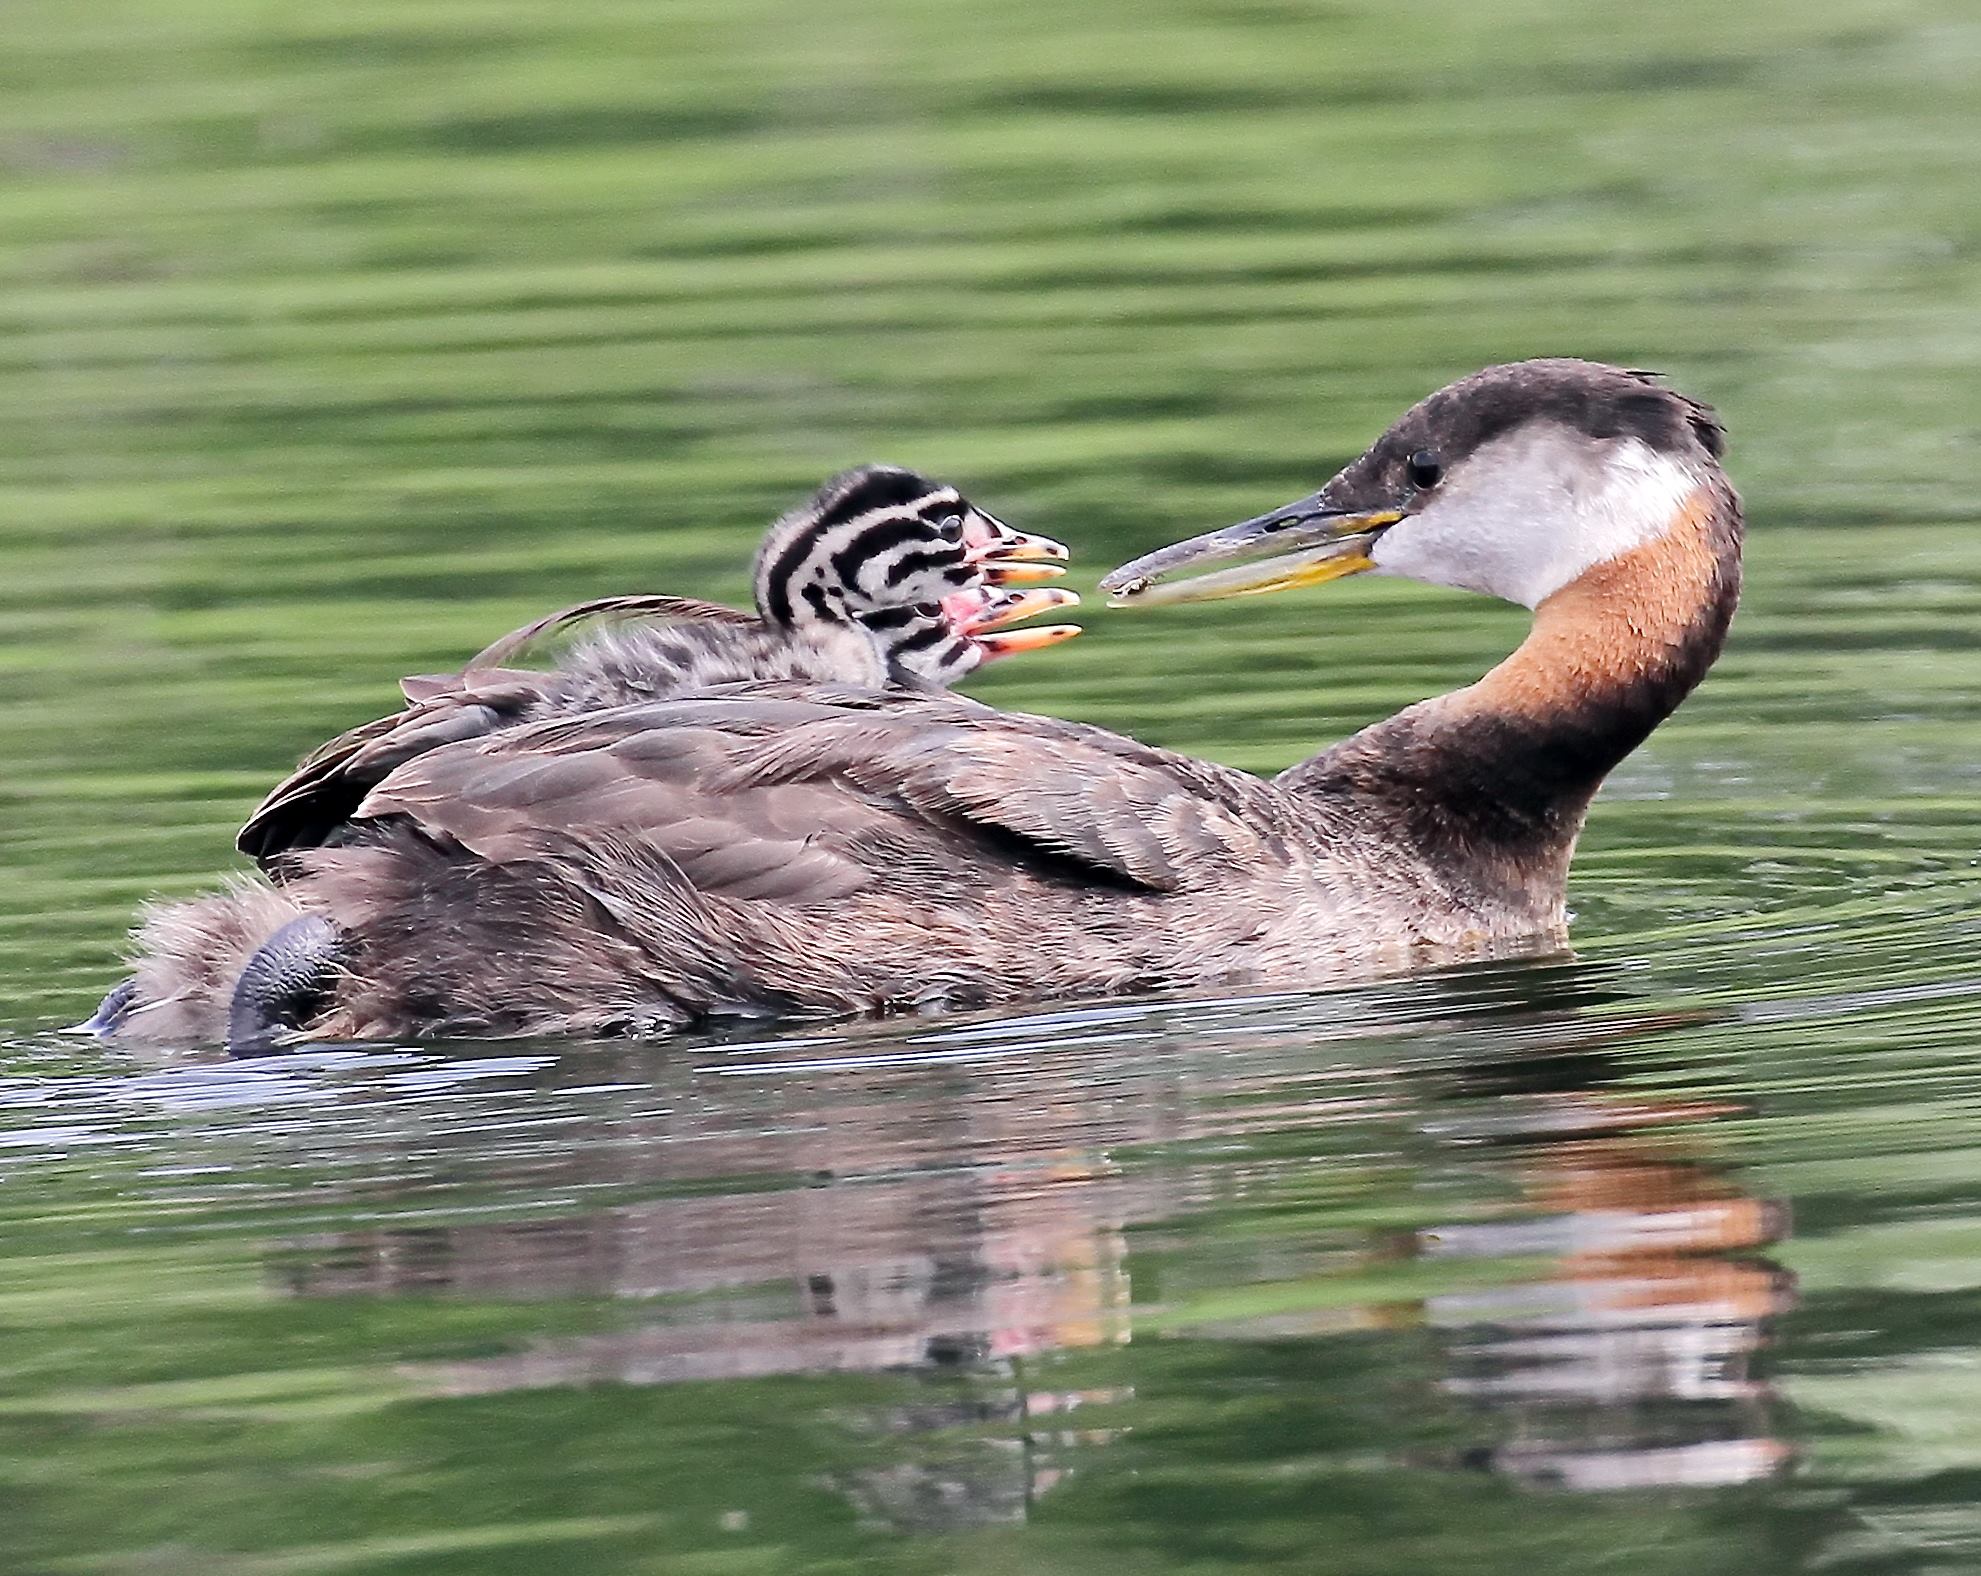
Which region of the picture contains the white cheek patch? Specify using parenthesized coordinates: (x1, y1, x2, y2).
(1369, 427, 1703, 608)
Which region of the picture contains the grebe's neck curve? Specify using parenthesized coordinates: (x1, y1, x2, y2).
(1283, 472, 1743, 915)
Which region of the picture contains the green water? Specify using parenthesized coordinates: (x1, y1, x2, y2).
(4, 0, 1981, 1570)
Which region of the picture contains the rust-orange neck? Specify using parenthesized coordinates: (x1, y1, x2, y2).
(1285, 479, 1742, 911)
(1462, 484, 1733, 726)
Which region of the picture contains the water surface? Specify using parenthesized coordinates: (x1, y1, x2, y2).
(3, 0, 1981, 1570)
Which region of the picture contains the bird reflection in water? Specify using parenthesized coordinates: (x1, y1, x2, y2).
(267, 973, 1789, 1523)
(276, 1051, 1143, 1527)
(1422, 1050, 1793, 1491)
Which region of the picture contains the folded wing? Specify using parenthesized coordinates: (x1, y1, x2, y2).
(349, 688, 1298, 901)
(237, 596, 755, 866)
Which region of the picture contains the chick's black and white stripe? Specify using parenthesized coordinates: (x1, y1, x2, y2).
(752, 467, 977, 631)
(855, 601, 978, 688)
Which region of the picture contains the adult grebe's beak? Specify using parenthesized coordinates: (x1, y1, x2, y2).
(1099, 495, 1403, 606)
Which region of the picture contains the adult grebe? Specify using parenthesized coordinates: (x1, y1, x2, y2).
(101, 359, 1739, 1044)
(93, 466, 1079, 1047)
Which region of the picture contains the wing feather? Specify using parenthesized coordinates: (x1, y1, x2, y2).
(239, 597, 759, 867)
(350, 689, 1291, 901)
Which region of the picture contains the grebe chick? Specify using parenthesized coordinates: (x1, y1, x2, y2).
(102, 360, 1739, 1044)
(95, 466, 1079, 1048)
(239, 465, 1079, 865)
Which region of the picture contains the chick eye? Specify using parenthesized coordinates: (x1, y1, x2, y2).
(1406, 450, 1443, 490)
